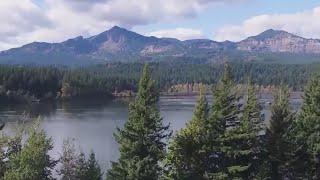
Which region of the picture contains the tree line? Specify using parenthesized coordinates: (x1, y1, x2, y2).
(107, 63, 320, 179)
(0, 63, 320, 179)
(0, 62, 317, 101)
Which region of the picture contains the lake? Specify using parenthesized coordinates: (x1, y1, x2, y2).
(0, 95, 302, 172)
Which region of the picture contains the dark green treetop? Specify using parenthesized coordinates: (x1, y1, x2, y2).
(107, 63, 171, 180)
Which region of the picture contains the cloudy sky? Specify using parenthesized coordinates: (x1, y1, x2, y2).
(0, 0, 320, 50)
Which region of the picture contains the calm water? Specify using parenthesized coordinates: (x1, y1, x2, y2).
(0, 96, 302, 171)
(0, 96, 196, 171)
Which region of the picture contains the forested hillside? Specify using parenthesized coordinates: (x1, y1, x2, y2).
(0, 61, 317, 101)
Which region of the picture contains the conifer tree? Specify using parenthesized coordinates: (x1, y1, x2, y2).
(222, 82, 262, 179)
(4, 126, 56, 180)
(59, 140, 102, 180)
(165, 85, 209, 179)
(107, 63, 171, 180)
(206, 62, 240, 179)
(243, 82, 262, 133)
(75, 152, 88, 180)
(295, 75, 320, 179)
(58, 139, 79, 180)
(84, 151, 102, 180)
(265, 86, 295, 179)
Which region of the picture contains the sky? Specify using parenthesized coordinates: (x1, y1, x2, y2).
(0, 0, 320, 50)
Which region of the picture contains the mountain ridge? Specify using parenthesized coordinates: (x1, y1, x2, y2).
(1, 26, 320, 65)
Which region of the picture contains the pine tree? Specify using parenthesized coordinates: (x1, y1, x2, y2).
(243, 81, 264, 175)
(75, 152, 88, 180)
(206, 62, 240, 179)
(265, 86, 295, 179)
(165, 85, 209, 179)
(59, 140, 102, 180)
(58, 139, 79, 180)
(222, 82, 262, 179)
(84, 151, 102, 180)
(4, 126, 57, 180)
(295, 75, 320, 179)
(243, 82, 262, 133)
(107, 63, 171, 180)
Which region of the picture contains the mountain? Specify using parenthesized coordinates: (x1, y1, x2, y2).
(1, 26, 320, 65)
(237, 29, 320, 54)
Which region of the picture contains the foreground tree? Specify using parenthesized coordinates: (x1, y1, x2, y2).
(295, 75, 320, 179)
(58, 139, 79, 180)
(165, 85, 209, 179)
(58, 139, 102, 180)
(222, 82, 262, 179)
(74, 151, 102, 180)
(84, 151, 102, 180)
(265, 87, 295, 179)
(207, 63, 241, 179)
(107, 64, 171, 180)
(4, 125, 56, 180)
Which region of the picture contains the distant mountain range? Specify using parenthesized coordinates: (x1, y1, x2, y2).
(1, 26, 320, 65)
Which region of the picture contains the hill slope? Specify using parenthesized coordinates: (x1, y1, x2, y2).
(1, 26, 320, 65)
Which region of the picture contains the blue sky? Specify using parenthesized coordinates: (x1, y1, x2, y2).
(1, 0, 320, 50)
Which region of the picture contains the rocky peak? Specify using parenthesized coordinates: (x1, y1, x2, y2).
(248, 29, 297, 41)
(236, 29, 320, 53)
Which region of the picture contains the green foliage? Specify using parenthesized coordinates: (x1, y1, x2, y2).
(107, 64, 171, 180)
(190, 63, 240, 179)
(165, 85, 209, 179)
(265, 87, 295, 179)
(58, 139, 79, 179)
(4, 126, 56, 180)
(0, 66, 63, 99)
(85, 151, 102, 180)
(222, 82, 262, 179)
(0, 62, 316, 101)
(295, 74, 320, 179)
(243, 82, 262, 132)
(165, 63, 241, 179)
(2, 62, 320, 180)
(58, 139, 102, 180)
(74, 151, 102, 180)
(210, 63, 239, 128)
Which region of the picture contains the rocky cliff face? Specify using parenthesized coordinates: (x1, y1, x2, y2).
(237, 29, 320, 54)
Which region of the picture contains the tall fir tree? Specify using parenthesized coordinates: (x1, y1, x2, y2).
(265, 86, 295, 179)
(165, 85, 209, 179)
(84, 151, 102, 180)
(206, 62, 241, 179)
(242, 82, 263, 133)
(222, 82, 262, 179)
(75, 152, 88, 180)
(107, 63, 171, 180)
(295, 75, 320, 179)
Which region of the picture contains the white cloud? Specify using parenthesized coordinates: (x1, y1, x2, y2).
(0, 0, 256, 50)
(0, 0, 52, 50)
(214, 6, 320, 41)
(148, 28, 205, 40)
(0, 0, 218, 50)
